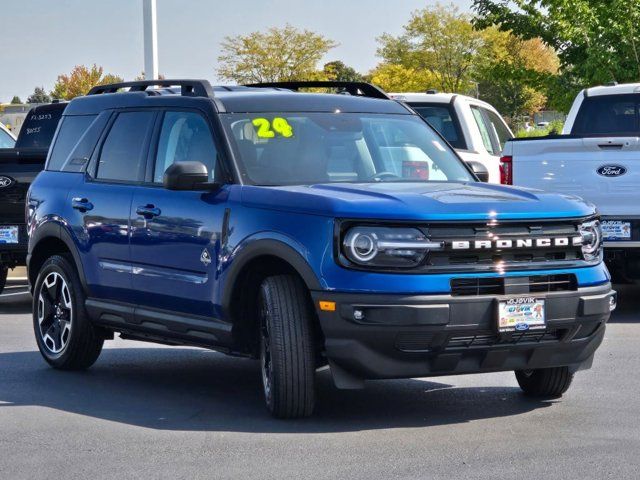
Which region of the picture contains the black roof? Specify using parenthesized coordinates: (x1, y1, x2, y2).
(64, 80, 411, 116)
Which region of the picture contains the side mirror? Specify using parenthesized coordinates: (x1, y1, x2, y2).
(163, 161, 213, 191)
(467, 160, 490, 183)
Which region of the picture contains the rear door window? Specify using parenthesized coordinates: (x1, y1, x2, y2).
(572, 94, 640, 135)
(471, 106, 497, 155)
(483, 109, 512, 151)
(409, 103, 466, 149)
(96, 111, 155, 183)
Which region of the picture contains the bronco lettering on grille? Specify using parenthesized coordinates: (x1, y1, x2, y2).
(450, 236, 582, 250)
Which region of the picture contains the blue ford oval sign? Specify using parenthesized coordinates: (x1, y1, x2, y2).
(597, 165, 627, 177)
(0, 175, 15, 188)
(515, 322, 530, 332)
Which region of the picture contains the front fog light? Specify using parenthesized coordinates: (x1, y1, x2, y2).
(342, 226, 443, 268)
(579, 220, 602, 261)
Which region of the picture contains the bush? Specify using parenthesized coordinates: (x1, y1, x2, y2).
(516, 120, 564, 138)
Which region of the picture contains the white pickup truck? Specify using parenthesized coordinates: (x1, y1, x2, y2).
(502, 82, 640, 279)
(390, 92, 513, 183)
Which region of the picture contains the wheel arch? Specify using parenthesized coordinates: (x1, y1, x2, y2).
(28, 222, 88, 294)
(221, 238, 324, 356)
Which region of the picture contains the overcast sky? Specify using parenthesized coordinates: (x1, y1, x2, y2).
(1, 0, 472, 102)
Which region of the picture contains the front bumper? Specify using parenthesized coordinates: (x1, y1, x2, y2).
(311, 283, 614, 388)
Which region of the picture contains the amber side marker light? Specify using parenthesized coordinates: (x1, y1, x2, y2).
(319, 301, 336, 312)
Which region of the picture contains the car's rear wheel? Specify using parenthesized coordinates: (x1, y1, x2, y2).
(515, 367, 574, 398)
(33, 255, 103, 370)
(0, 266, 7, 295)
(259, 274, 316, 418)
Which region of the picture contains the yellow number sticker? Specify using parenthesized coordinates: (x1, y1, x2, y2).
(252, 118, 275, 138)
(272, 117, 294, 138)
(252, 117, 294, 138)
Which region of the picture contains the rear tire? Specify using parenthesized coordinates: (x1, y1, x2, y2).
(33, 255, 103, 370)
(515, 367, 574, 398)
(0, 266, 7, 295)
(259, 274, 316, 418)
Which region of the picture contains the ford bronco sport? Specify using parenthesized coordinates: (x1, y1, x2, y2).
(27, 80, 615, 418)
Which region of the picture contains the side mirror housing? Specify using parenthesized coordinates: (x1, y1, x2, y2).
(467, 160, 490, 183)
(163, 161, 213, 191)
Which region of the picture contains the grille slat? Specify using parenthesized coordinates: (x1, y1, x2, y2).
(450, 274, 577, 296)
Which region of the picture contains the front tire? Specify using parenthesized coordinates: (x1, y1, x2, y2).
(33, 255, 103, 370)
(515, 367, 574, 398)
(259, 274, 316, 418)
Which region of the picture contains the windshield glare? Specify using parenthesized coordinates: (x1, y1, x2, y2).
(222, 113, 474, 186)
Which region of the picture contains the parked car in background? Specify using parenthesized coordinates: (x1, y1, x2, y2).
(27, 80, 613, 418)
(390, 91, 513, 183)
(0, 102, 66, 294)
(502, 82, 640, 280)
(0, 122, 16, 148)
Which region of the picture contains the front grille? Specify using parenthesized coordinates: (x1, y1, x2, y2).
(450, 274, 577, 296)
(425, 221, 584, 271)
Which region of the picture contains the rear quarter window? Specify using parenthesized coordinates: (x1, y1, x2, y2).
(47, 115, 99, 172)
(15, 104, 66, 149)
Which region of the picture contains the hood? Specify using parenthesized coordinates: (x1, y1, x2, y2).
(240, 182, 596, 221)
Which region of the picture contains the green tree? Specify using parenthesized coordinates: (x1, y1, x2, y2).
(473, 0, 640, 110)
(27, 87, 51, 104)
(476, 32, 559, 125)
(10, 96, 22, 104)
(376, 3, 485, 93)
(322, 61, 364, 82)
(217, 25, 338, 83)
(51, 64, 123, 100)
(368, 63, 438, 92)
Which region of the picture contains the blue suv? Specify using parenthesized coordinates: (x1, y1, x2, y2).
(27, 80, 615, 418)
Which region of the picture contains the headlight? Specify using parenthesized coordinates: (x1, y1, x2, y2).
(578, 219, 602, 261)
(341, 226, 443, 268)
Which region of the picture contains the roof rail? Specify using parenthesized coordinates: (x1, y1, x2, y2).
(87, 79, 215, 98)
(245, 81, 390, 100)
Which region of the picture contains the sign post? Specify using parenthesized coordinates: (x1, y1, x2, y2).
(143, 0, 158, 80)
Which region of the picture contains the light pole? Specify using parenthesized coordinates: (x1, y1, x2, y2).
(143, 0, 158, 80)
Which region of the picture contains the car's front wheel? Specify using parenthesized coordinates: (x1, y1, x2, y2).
(515, 367, 574, 398)
(259, 274, 316, 418)
(33, 255, 104, 370)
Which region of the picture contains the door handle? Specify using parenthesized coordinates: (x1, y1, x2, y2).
(71, 197, 94, 212)
(136, 204, 161, 218)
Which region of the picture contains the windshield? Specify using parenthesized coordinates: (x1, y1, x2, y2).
(221, 113, 475, 186)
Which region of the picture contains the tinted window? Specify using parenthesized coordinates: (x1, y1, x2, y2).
(47, 115, 97, 171)
(410, 103, 466, 149)
(223, 113, 474, 186)
(97, 111, 155, 182)
(573, 94, 640, 135)
(0, 128, 14, 148)
(154, 111, 217, 183)
(484, 109, 512, 151)
(15, 104, 66, 149)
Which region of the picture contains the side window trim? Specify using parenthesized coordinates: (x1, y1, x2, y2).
(88, 109, 158, 185)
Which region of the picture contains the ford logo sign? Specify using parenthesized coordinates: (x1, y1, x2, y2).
(0, 176, 15, 188)
(597, 165, 627, 177)
(515, 322, 530, 332)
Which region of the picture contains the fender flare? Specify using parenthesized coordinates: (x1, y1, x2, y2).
(220, 238, 322, 316)
(28, 221, 89, 293)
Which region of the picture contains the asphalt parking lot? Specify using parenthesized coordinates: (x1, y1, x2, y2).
(1, 279, 638, 480)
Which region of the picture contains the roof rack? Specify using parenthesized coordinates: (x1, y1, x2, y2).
(245, 81, 390, 100)
(87, 79, 215, 98)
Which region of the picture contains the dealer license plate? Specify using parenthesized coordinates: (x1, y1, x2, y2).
(0, 226, 19, 244)
(498, 297, 546, 333)
(601, 220, 631, 240)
